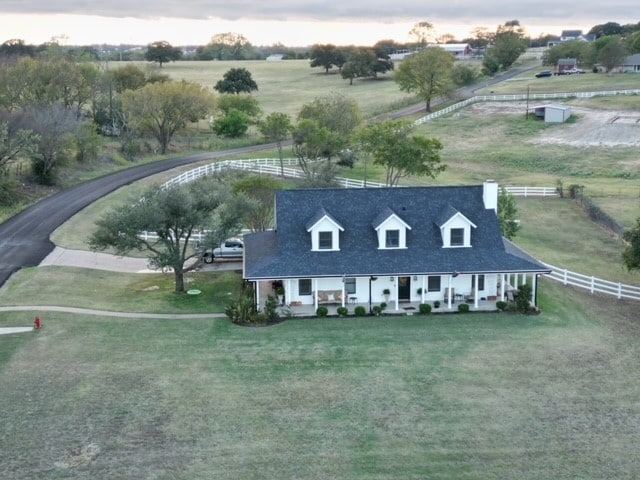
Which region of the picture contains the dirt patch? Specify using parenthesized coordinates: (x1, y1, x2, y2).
(467, 102, 640, 147)
(54, 443, 100, 469)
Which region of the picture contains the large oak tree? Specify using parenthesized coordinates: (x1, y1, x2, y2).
(89, 177, 239, 292)
(357, 119, 445, 186)
(122, 80, 215, 154)
(394, 47, 454, 112)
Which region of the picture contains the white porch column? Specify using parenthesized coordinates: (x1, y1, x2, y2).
(474, 274, 479, 308)
(394, 279, 399, 311)
(531, 274, 537, 306)
(255, 281, 260, 309)
(313, 278, 318, 310)
(422, 276, 426, 303)
(286, 279, 291, 306)
(341, 278, 346, 307)
(500, 274, 505, 301)
(447, 275, 453, 309)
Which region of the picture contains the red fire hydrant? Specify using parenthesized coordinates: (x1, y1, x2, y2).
(34, 316, 42, 330)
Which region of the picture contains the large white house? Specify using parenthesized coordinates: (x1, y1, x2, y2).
(243, 182, 550, 314)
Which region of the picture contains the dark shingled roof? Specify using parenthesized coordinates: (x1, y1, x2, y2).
(244, 186, 549, 280)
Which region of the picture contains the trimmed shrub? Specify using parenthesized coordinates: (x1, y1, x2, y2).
(336, 306, 348, 317)
(516, 284, 532, 313)
(496, 300, 508, 311)
(433, 300, 440, 308)
(264, 294, 279, 323)
(372, 305, 382, 316)
(458, 303, 470, 313)
(354, 306, 366, 316)
(316, 306, 329, 317)
(419, 303, 432, 314)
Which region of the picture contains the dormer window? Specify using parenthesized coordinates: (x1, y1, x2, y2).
(450, 228, 464, 246)
(385, 230, 400, 248)
(318, 231, 333, 249)
(306, 207, 344, 251)
(438, 205, 476, 248)
(373, 207, 411, 250)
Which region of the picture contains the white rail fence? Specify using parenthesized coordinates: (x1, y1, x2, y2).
(415, 89, 640, 125)
(163, 158, 558, 195)
(543, 262, 640, 301)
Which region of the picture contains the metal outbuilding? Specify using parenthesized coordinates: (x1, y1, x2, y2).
(530, 104, 572, 123)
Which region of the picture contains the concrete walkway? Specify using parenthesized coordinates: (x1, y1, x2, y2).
(39, 247, 239, 273)
(0, 327, 34, 335)
(0, 305, 225, 319)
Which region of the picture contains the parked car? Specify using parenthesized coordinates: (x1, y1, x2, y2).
(566, 68, 585, 74)
(202, 239, 243, 263)
(535, 70, 553, 78)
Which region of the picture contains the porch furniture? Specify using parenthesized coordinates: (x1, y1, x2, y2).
(316, 290, 343, 304)
(348, 296, 358, 304)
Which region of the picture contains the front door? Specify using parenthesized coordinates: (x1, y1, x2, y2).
(398, 276, 411, 301)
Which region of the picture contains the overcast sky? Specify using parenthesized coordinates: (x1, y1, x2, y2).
(0, 1, 636, 45)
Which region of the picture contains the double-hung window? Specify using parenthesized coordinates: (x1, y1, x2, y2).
(318, 231, 333, 250)
(385, 229, 400, 248)
(450, 228, 464, 246)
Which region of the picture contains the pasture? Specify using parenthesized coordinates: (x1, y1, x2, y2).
(159, 59, 415, 118)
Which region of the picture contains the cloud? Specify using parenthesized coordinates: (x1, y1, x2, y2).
(2, 0, 638, 25)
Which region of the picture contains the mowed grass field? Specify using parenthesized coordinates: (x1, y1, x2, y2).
(1, 282, 640, 479)
(159, 59, 416, 118)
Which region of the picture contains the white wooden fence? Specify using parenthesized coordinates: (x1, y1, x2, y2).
(543, 262, 640, 301)
(415, 89, 640, 125)
(163, 157, 557, 195)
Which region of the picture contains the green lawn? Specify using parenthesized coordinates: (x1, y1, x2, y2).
(0, 267, 241, 314)
(2, 281, 639, 479)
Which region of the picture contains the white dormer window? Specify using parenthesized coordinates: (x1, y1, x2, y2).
(439, 208, 476, 248)
(306, 208, 344, 251)
(373, 208, 411, 250)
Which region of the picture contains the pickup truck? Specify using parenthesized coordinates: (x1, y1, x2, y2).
(201, 239, 243, 263)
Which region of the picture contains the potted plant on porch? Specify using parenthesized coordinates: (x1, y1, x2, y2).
(382, 288, 391, 302)
(275, 286, 285, 305)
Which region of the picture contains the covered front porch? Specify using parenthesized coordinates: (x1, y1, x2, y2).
(276, 297, 502, 317)
(255, 271, 540, 318)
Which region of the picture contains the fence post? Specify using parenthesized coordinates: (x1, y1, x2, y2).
(563, 269, 568, 285)
(591, 276, 595, 294)
(618, 283, 622, 299)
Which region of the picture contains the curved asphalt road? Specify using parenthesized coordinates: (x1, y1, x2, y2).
(0, 144, 276, 287)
